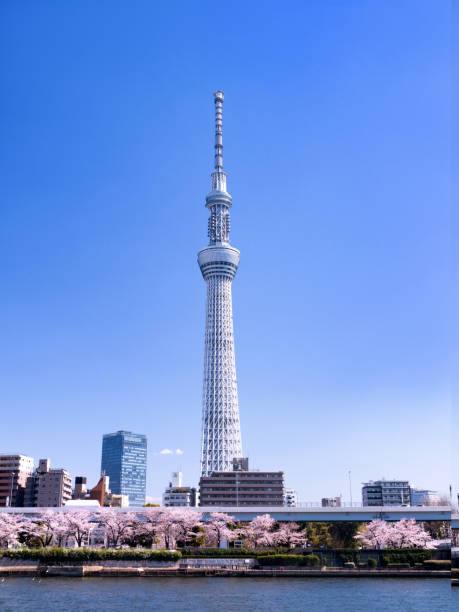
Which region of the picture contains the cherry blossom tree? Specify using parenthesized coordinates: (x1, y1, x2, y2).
(171, 509, 202, 547)
(242, 514, 277, 548)
(273, 522, 307, 548)
(390, 519, 434, 549)
(137, 508, 163, 547)
(97, 510, 138, 548)
(156, 509, 178, 549)
(0, 513, 25, 548)
(64, 511, 96, 547)
(50, 512, 74, 547)
(23, 510, 64, 547)
(355, 520, 392, 549)
(154, 508, 202, 549)
(203, 512, 237, 547)
(355, 519, 434, 549)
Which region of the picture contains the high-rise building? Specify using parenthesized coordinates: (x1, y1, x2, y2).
(362, 480, 411, 506)
(198, 91, 243, 476)
(0, 454, 34, 507)
(25, 458, 72, 507)
(101, 430, 147, 506)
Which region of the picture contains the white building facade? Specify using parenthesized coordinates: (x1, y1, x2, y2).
(362, 480, 411, 506)
(163, 472, 198, 507)
(285, 489, 298, 507)
(410, 488, 442, 506)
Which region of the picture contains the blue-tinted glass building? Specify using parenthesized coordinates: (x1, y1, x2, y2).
(101, 430, 147, 506)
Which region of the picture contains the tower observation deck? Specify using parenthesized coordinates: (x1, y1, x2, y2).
(198, 91, 243, 476)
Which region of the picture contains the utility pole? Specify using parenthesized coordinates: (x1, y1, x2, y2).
(9, 472, 14, 507)
(348, 470, 353, 507)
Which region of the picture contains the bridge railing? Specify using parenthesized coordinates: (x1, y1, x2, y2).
(295, 502, 363, 508)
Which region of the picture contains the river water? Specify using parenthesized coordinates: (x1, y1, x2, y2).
(0, 577, 455, 611)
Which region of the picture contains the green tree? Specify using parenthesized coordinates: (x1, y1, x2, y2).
(186, 526, 206, 547)
(329, 522, 363, 548)
(305, 522, 332, 548)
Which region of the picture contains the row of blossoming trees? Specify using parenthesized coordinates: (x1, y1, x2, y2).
(355, 519, 435, 549)
(0, 509, 433, 550)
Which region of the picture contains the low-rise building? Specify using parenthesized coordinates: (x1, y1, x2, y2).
(322, 496, 341, 507)
(72, 474, 129, 507)
(199, 458, 284, 506)
(284, 489, 298, 507)
(362, 480, 411, 506)
(163, 472, 198, 507)
(73, 476, 87, 499)
(410, 489, 442, 506)
(0, 454, 34, 507)
(108, 493, 129, 507)
(163, 487, 198, 507)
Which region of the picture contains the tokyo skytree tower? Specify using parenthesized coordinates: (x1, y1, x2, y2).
(198, 91, 243, 476)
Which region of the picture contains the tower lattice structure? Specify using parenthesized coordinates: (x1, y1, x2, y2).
(198, 91, 243, 477)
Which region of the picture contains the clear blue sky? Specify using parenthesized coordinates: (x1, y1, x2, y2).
(0, 1, 451, 503)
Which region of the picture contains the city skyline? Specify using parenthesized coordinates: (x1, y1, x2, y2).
(0, 1, 450, 502)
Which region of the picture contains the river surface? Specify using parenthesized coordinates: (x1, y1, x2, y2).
(0, 577, 455, 611)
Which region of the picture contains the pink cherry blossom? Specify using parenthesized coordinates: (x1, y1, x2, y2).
(242, 514, 277, 548)
(23, 510, 64, 547)
(64, 511, 96, 547)
(273, 521, 307, 548)
(355, 518, 433, 549)
(204, 512, 237, 547)
(97, 509, 138, 548)
(0, 513, 26, 547)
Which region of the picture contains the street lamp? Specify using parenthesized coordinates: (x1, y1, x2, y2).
(9, 472, 14, 507)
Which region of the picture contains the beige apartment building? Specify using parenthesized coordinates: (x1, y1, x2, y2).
(0, 454, 34, 507)
(30, 459, 72, 507)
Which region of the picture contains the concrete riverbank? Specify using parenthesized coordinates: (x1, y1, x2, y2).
(0, 565, 450, 578)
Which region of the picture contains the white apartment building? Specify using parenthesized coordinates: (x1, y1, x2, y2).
(410, 488, 442, 506)
(362, 480, 411, 506)
(285, 488, 298, 507)
(163, 472, 198, 507)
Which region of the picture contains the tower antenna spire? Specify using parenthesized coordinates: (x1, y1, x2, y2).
(213, 90, 224, 171)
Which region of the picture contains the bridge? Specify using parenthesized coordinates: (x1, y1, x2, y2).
(199, 506, 451, 522)
(0, 506, 452, 522)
